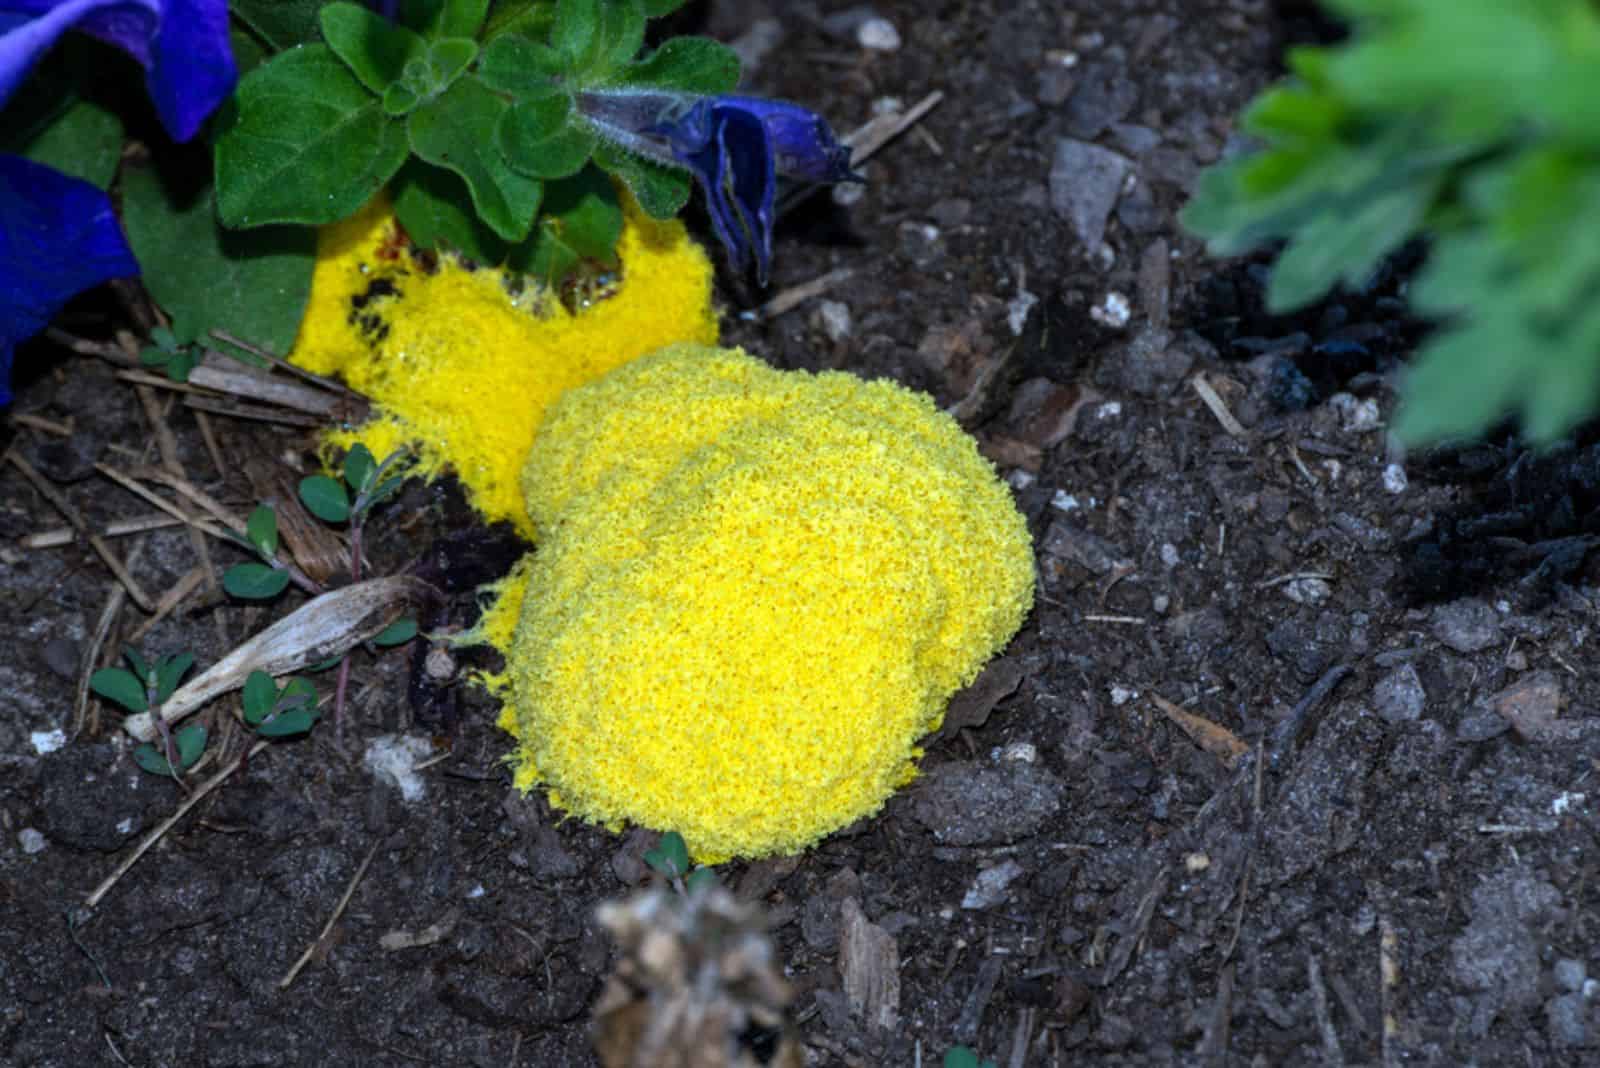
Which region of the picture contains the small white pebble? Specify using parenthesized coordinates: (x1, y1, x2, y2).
(1321, 459, 1342, 483)
(1160, 543, 1180, 569)
(832, 181, 866, 207)
(1383, 463, 1409, 494)
(30, 729, 66, 755)
(1006, 290, 1039, 337)
(1051, 490, 1081, 513)
(1152, 594, 1171, 615)
(962, 859, 1025, 909)
(1183, 851, 1210, 873)
(856, 16, 900, 51)
(1552, 792, 1586, 816)
(1090, 291, 1131, 329)
(870, 95, 903, 116)
(1008, 470, 1037, 491)
(995, 741, 1038, 764)
(467, 884, 486, 899)
(1045, 49, 1078, 68)
(1328, 392, 1382, 433)
(1109, 684, 1138, 706)
(19, 828, 47, 855)
(816, 300, 852, 343)
(1284, 577, 1332, 605)
(116, 817, 136, 835)
(1096, 401, 1123, 420)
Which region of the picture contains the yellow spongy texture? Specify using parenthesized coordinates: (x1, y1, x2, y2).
(503, 344, 1035, 861)
(288, 193, 719, 538)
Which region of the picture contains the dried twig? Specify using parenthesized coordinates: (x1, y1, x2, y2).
(743, 267, 855, 322)
(7, 450, 155, 612)
(279, 840, 380, 990)
(24, 513, 185, 549)
(85, 739, 270, 908)
(1191, 373, 1246, 438)
(137, 385, 218, 594)
(125, 565, 207, 646)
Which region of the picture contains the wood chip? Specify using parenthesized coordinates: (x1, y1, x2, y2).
(1150, 693, 1248, 767)
(838, 897, 899, 1033)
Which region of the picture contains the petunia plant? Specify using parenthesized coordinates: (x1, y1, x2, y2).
(0, 0, 859, 406)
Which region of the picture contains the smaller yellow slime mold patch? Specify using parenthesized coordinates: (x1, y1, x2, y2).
(288, 193, 719, 538)
(501, 344, 1036, 861)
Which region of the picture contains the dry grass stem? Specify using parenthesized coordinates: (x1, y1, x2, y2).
(279, 840, 381, 990)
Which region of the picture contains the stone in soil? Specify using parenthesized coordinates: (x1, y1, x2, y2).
(909, 761, 1065, 846)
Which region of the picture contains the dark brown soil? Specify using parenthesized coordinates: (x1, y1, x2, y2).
(4, 2, 1599, 1066)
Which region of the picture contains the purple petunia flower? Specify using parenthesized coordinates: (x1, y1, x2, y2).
(0, 0, 233, 403)
(580, 91, 858, 285)
(0, 0, 235, 143)
(0, 154, 139, 404)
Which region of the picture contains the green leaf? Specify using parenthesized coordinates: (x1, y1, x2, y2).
(426, 38, 479, 92)
(496, 91, 597, 180)
(685, 866, 719, 894)
(476, 33, 565, 97)
(551, 0, 644, 79)
(224, 562, 291, 599)
(231, 25, 271, 77)
(943, 1050, 980, 1068)
(320, 2, 429, 94)
(383, 81, 422, 116)
(299, 475, 352, 523)
(401, 0, 490, 39)
(214, 43, 410, 228)
(91, 668, 147, 714)
(364, 473, 408, 508)
(242, 669, 278, 725)
(308, 655, 345, 673)
(591, 141, 689, 219)
(14, 98, 123, 190)
(246, 503, 279, 558)
(121, 167, 316, 353)
(643, 0, 687, 14)
(257, 706, 319, 737)
(135, 725, 208, 774)
(408, 76, 545, 242)
(154, 652, 195, 704)
(173, 724, 208, 769)
(344, 444, 377, 493)
(232, 0, 327, 51)
(511, 165, 622, 284)
(372, 618, 419, 646)
(391, 159, 511, 262)
(643, 830, 689, 879)
(122, 647, 151, 682)
(279, 677, 319, 710)
(482, 0, 556, 43)
(614, 36, 740, 95)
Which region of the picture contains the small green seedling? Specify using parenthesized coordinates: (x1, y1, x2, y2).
(644, 830, 719, 895)
(91, 647, 205, 778)
(944, 1047, 997, 1068)
(298, 443, 409, 525)
(222, 503, 293, 599)
(138, 326, 199, 384)
(240, 670, 320, 738)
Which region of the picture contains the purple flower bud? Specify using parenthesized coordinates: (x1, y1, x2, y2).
(581, 89, 858, 285)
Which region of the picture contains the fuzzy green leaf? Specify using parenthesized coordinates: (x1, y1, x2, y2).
(299, 475, 352, 523)
(135, 724, 208, 775)
(224, 563, 291, 600)
(591, 141, 689, 219)
(91, 668, 147, 714)
(614, 36, 740, 94)
(476, 33, 565, 97)
(215, 44, 409, 228)
(122, 648, 151, 681)
(401, 0, 490, 39)
(511, 165, 622, 284)
(391, 159, 510, 262)
(232, 0, 326, 50)
(496, 91, 597, 180)
(279, 677, 319, 710)
(320, 2, 429, 94)
(408, 76, 544, 241)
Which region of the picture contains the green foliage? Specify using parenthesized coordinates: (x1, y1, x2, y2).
(298, 474, 352, 523)
(133, 724, 207, 776)
(210, 0, 740, 283)
(91, 648, 194, 715)
(371, 618, 420, 647)
(1182, 0, 1600, 445)
(943, 1048, 997, 1068)
(137, 327, 200, 384)
(644, 830, 690, 879)
(223, 561, 291, 599)
(241, 670, 320, 737)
